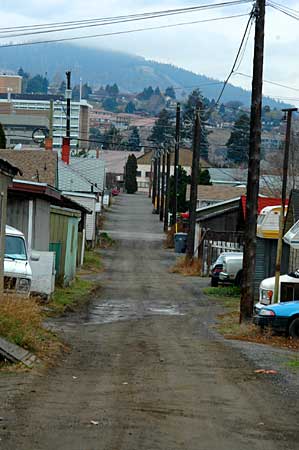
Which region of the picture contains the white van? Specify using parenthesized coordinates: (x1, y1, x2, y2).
(4, 225, 39, 295)
(255, 271, 299, 313)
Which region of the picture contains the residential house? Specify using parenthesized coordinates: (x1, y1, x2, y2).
(58, 156, 105, 195)
(58, 155, 106, 247)
(0, 149, 58, 187)
(137, 148, 209, 193)
(98, 150, 143, 189)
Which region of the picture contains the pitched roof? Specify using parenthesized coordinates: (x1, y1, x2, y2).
(58, 157, 105, 193)
(137, 148, 209, 168)
(100, 150, 143, 174)
(0, 149, 57, 187)
(208, 167, 247, 184)
(187, 185, 247, 202)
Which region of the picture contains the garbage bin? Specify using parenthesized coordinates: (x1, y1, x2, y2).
(174, 232, 188, 254)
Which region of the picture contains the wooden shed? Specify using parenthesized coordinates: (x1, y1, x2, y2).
(50, 206, 81, 286)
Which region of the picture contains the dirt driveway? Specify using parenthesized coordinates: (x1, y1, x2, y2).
(0, 193, 298, 450)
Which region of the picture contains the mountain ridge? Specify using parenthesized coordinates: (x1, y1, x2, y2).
(0, 43, 289, 108)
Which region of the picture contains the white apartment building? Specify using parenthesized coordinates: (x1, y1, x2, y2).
(0, 96, 91, 151)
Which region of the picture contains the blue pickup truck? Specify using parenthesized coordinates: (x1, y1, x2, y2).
(254, 301, 299, 338)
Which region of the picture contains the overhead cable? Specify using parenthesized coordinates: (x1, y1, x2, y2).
(0, 13, 250, 48)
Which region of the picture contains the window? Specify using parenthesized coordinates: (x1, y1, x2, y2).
(5, 236, 27, 261)
(145, 171, 151, 178)
(136, 171, 142, 177)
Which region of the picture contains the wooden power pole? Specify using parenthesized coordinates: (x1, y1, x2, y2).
(173, 103, 181, 229)
(164, 149, 171, 232)
(152, 156, 157, 207)
(160, 150, 166, 222)
(186, 106, 201, 259)
(156, 153, 161, 214)
(65, 71, 71, 139)
(240, 0, 265, 322)
(273, 107, 298, 303)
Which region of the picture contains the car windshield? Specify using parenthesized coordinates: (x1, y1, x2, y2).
(5, 235, 27, 261)
(214, 255, 224, 265)
(257, 214, 266, 225)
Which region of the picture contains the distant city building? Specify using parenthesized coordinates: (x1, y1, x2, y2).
(0, 94, 91, 151)
(0, 75, 22, 94)
(90, 109, 156, 132)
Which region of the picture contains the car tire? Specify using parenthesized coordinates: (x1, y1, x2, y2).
(211, 277, 218, 287)
(234, 271, 243, 288)
(289, 317, 299, 339)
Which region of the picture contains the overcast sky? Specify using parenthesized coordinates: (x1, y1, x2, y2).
(1, 1, 299, 103)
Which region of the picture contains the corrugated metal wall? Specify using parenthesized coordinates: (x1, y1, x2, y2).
(254, 238, 290, 297)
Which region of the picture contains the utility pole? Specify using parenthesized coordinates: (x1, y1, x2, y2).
(173, 103, 181, 229)
(240, 0, 265, 322)
(156, 152, 161, 214)
(49, 100, 54, 139)
(149, 160, 153, 198)
(152, 156, 157, 207)
(273, 107, 298, 303)
(160, 150, 166, 222)
(164, 149, 171, 232)
(186, 106, 201, 259)
(65, 71, 71, 139)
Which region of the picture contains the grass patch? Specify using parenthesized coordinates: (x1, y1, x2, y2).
(205, 290, 299, 351)
(203, 286, 240, 308)
(82, 250, 103, 273)
(0, 294, 61, 361)
(204, 286, 241, 298)
(99, 232, 115, 248)
(170, 256, 201, 276)
(49, 278, 96, 314)
(285, 359, 299, 369)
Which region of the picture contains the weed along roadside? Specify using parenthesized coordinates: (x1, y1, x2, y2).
(0, 249, 103, 371)
(203, 286, 299, 351)
(47, 249, 103, 315)
(0, 294, 62, 369)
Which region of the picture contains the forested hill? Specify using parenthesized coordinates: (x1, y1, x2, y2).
(0, 43, 289, 108)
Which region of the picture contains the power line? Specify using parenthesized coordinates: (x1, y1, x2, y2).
(268, 1, 299, 20)
(269, 1, 299, 14)
(0, 1, 253, 34)
(215, 7, 255, 105)
(0, 14, 250, 48)
(233, 71, 299, 92)
(0, 1, 253, 39)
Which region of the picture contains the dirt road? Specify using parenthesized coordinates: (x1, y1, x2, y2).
(1, 193, 299, 450)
